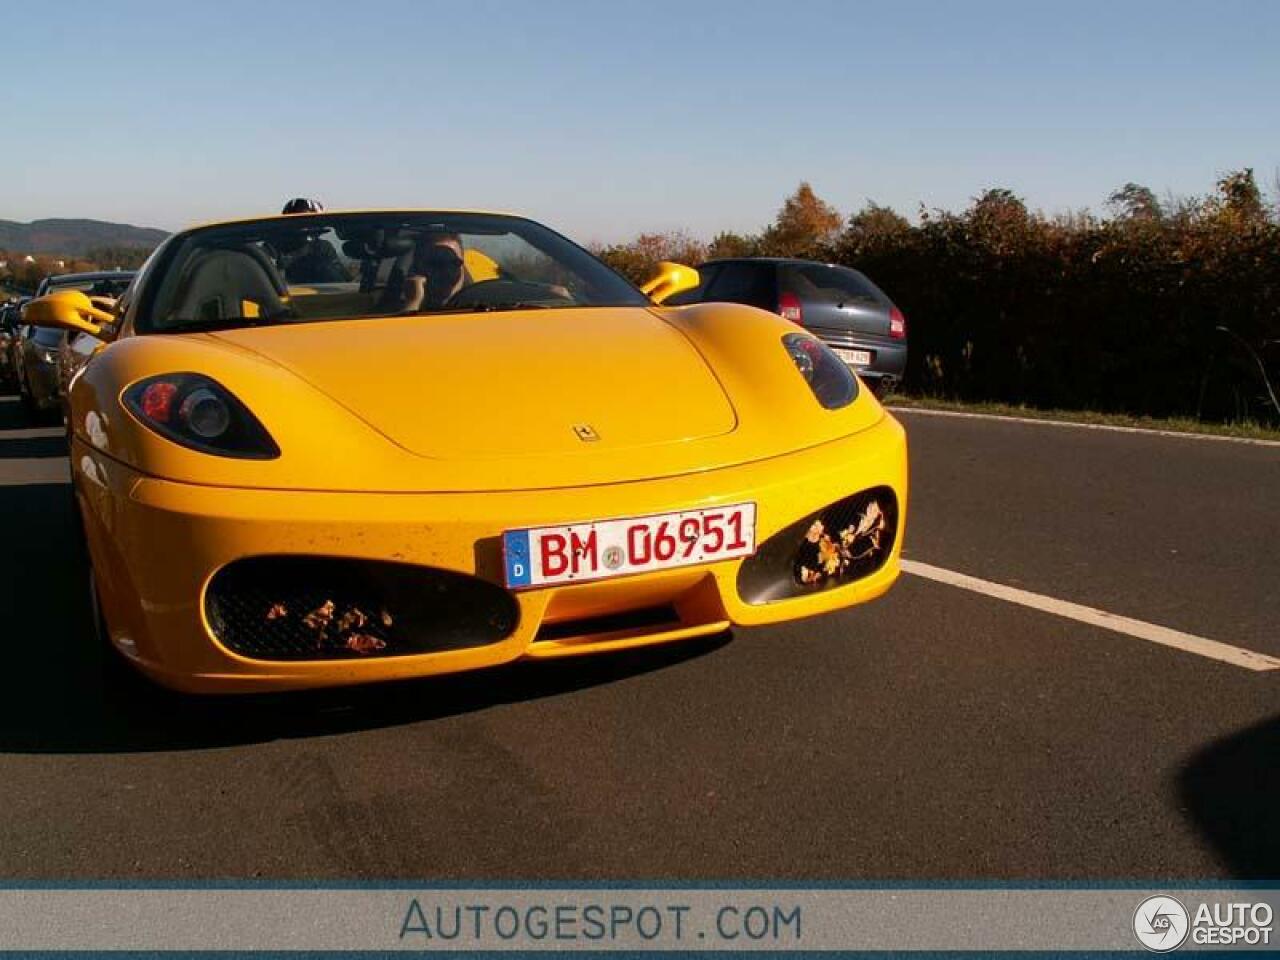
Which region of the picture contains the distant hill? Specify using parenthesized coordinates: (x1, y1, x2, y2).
(0, 218, 168, 256)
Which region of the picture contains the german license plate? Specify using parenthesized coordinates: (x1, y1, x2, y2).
(833, 347, 873, 366)
(503, 503, 757, 588)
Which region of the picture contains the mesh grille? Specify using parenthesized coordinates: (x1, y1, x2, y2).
(205, 556, 518, 660)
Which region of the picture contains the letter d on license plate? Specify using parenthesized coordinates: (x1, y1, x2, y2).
(503, 503, 756, 589)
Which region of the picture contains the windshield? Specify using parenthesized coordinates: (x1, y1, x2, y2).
(44, 275, 134, 298)
(140, 212, 648, 333)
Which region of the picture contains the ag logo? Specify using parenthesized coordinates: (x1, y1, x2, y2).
(1133, 895, 1189, 952)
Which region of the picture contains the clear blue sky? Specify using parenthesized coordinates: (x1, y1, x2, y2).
(5, 0, 1278, 243)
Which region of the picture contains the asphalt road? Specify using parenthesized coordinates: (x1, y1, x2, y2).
(1, 394, 1278, 881)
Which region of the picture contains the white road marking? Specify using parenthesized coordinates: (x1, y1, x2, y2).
(901, 558, 1280, 672)
(2, 426, 64, 439)
(888, 405, 1280, 448)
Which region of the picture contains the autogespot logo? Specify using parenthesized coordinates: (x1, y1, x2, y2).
(1133, 895, 1190, 952)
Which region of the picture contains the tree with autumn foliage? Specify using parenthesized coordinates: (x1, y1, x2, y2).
(592, 230, 707, 285)
(1107, 182, 1163, 222)
(759, 181, 843, 257)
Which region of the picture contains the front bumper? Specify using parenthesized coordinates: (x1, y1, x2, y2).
(75, 413, 908, 692)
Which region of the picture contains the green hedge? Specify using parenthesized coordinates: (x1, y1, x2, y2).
(835, 206, 1280, 424)
(600, 176, 1280, 425)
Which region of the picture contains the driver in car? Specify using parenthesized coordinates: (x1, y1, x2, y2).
(401, 233, 470, 312)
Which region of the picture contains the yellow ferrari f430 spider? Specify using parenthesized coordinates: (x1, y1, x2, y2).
(25, 210, 908, 692)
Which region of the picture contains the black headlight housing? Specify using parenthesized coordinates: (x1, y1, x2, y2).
(782, 333, 858, 410)
(122, 373, 280, 459)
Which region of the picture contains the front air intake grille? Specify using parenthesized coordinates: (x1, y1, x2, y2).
(737, 487, 898, 605)
(205, 556, 519, 660)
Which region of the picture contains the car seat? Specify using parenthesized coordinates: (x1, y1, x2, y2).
(172, 246, 289, 323)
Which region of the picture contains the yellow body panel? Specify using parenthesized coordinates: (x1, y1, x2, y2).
(75, 414, 906, 692)
(70, 305, 885, 492)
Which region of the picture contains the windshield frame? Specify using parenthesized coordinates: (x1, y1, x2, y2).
(133, 211, 649, 335)
(40, 273, 136, 297)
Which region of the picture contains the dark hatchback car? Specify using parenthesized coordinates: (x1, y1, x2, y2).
(0, 300, 25, 390)
(669, 257, 907, 395)
(14, 324, 66, 419)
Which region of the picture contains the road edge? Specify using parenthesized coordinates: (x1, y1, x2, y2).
(888, 405, 1280, 448)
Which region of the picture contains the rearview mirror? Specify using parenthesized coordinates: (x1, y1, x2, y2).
(23, 290, 116, 341)
(641, 261, 700, 305)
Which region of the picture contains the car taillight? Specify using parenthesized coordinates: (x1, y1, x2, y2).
(889, 306, 907, 340)
(778, 292, 804, 325)
(123, 373, 280, 459)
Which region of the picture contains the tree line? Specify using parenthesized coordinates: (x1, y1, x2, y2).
(597, 172, 1280, 425)
(0, 245, 153, 294)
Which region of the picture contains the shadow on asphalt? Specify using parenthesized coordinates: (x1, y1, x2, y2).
(0, 434, 66, 459)
(1179, 718, 1280, 880)
(0, 465, 730, 755)
(0, 396, 28, 430)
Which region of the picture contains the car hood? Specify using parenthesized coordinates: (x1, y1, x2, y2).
(208, 308, 737, 460)
(75, 303, 888, 493)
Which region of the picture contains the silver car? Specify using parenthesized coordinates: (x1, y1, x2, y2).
(14, 323, 63, 421)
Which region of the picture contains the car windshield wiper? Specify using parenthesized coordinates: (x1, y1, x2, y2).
(469, 301, 557, 312)
(411, 301, 559, 316)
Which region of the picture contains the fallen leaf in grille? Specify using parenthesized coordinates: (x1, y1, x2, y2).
(336, 607, 368, 632)
(854, 501, 885, 538)
(818, 536, 842, 575)
(345, 633, 387, 654)
(302, 600, 336, 631)
(265, 603, 288, 621)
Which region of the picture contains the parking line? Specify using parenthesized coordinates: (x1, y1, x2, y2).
(901, 559, 1280, 672)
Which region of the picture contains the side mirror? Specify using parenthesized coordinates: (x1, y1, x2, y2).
(641, 261, 700, 305)
(22, 290, 116, 341)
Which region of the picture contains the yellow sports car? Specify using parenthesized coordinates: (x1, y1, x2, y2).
(26, 210, 907, 693)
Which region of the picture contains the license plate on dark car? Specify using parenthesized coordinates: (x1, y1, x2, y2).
(833, 347, 873, 366)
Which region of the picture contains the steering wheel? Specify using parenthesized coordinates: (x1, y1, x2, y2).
(444, 278, 573, 309)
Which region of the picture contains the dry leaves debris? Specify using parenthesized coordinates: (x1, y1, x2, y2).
(797, 501, 887, 586)
(267, 598, 394, 654)
(345, 632, 387, 654)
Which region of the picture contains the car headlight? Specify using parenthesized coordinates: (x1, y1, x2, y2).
(782, 333, 858, 410)
(122, 373, 280, 459)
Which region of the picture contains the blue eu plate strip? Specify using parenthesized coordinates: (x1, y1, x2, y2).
(503, 530, 532, 587)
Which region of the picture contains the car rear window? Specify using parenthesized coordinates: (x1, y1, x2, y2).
(703, 262, 774, 309)
(782, 264, 886, 305)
